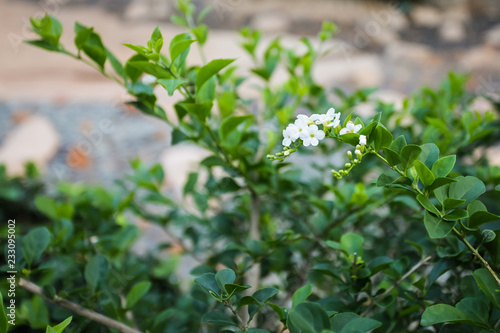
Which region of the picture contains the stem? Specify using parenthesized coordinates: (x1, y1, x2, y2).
(453, 229, 500, 286)
(224, 301, 247, 332)
(18, 278, 142, 333)
(361, 256, 432, 317)
(371, 150, 500, 287)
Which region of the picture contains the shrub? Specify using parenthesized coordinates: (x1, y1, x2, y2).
(2, 1, 500, 332)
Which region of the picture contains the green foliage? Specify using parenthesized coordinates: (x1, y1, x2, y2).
(10, 0, 500, 332)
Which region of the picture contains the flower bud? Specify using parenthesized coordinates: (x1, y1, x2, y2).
(353, 159, 359, 164)
(355, 149, 362, 159)
(482, 229, 496, 243)
(345, 163, 352, 168)
(347, 151, 353, 160)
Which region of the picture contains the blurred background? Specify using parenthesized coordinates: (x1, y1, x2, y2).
(1, 0, 499, 189)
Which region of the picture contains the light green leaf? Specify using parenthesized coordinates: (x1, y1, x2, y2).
(220, 115, 253, 140)
(196, 59, 235, 92)
(157, 79, 188, 96)
(126, 281, 152, 309)
(456, 298, 490, 327)
(0, 293, 7, 333)
(416, 194, 441, 216)
(414, 160, 435, 187)
(50, 316, 73, 333)
(432, 155, 456, 178)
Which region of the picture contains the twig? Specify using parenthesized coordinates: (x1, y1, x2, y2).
(18, 278, 142, 333)
(224, 300, 247, 332)
(361, 256, 432, 317)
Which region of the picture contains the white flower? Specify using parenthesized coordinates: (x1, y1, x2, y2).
(340, 121, 362, 135)
(311, 108, 341, 128)
(359, 134, 367, 146)
(355, 149, 362, 155)
(282, 124, 300, 147)
(294, 115, 311, 137)
(142, 74, 157, 85)
(301, 125, 325, 147)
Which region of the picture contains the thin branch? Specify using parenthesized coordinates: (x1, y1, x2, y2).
(361, 256, 432, 317)
(224, 300, 247, 332)
(18, 278, 142, 333)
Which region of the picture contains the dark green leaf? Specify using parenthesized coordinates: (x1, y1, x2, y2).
(84, 254, 108, 293)
(416, 194, 441, 216)
(288, 302, 331, 333)
(292, 284, 313, 309)
(421, 304, 476, 326)
(473, 268, 500, 309)
(383, 148, 400, 166)
(22, 227, 51, 267)
(400, 144, 422, 172)
(424, 210, 454, 239)
(215, 269, 236, 294)
(201, 312, 236, 326)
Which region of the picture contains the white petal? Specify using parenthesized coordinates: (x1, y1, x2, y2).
(282, 137, 291, 146)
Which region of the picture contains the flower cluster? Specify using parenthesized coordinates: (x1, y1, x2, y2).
(268, 107, 370, 177)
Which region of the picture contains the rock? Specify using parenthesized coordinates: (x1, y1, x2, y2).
(439, 20, 466, 42)
(0, 115, 60, 176)
(485, 24, 500, 48)
(410, 6, 442, 27)
(460, 45, 500, 72)
(250, 11, 291, 33)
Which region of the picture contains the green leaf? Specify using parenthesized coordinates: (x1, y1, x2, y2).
(449, 176, 486, 205)
(292, 284, 313, 309)
(331, 313, 382, 333)
(473, 268, 500, 309)
(217, 91, 236, 118)
(84, 254, 108, 293)
(196, 59, 235, 92)
(383, 148, 400, 166)
(421, 304, 476, 326)
(432, 155, 456, 178)
(201, 312, 237, 326)
(74, 23, 106, 69)
(194, 273, 221, 296)
(427, 177, 456, 192)
(424, 210, 455, 239)
(443, 209, 468, 221)
(389, 135, 407, 154)
(74, 23, 92, 50)
(373, 125, 393, 151)
(105, 48, 126, 81)
(22, 227, 51, 267)
(456, 298, 490, 327)
(416, 194, 441, 216)
(50, 316, 73, 333)
(340, 232, 364, 259)
(469, 211, 500, 229)
(183, 172, 198, 196)
(183, 101, 213, 124)
(157, 79, 188, 96)
(31, 15, 63, 46)
(339, 317, 382, 333)
(248, 288, 279, 319)
(169, 38, 196, 64)
(126, 281, 151, 309)
(288, 302, 331, 333)
(414, 160, 435, 187)
(0, 293, 7, 333)
(215, 269, 236, 294)
(400, 144, 422, 172)
(418, 143, 440, 169)
(443, 198, 466, 211)
(24, 40, 60, 52)
(220, 115, 253, 140)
